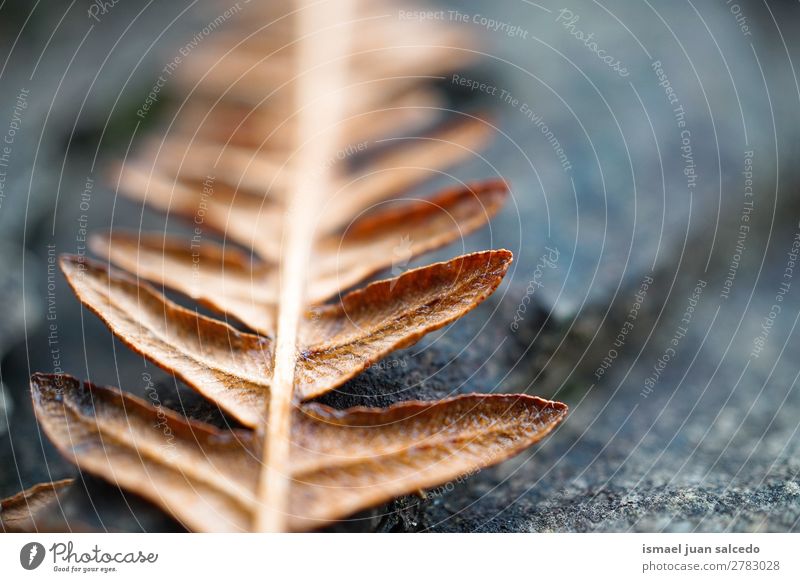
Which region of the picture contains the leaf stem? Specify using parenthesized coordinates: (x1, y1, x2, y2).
(255, 0, 354, 533)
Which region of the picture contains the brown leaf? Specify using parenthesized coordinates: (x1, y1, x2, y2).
(296, 249, 513, 399)
(59, 255, 273, 427)
(91, 180, 508, 335)
(315, 116, 496, 235)
(0, 479, 73, 532)
(178, 27, 475, 107)
(59, 249, 511, 426)
(31, 374, 255, 533)
(176, 88, 443, 151)
(117, 115, 493, 255)
(31, 374, 567, 532)
(31, 0, 564, 534)
(112, 164, 280, 259)
(138, 139, 290, 198)
(90, 231, 279, 336)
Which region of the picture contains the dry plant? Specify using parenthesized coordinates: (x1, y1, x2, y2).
(1, 0, 567, 533)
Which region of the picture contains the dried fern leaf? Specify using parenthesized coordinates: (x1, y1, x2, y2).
(125, 115, 492, 213)
(31, 374, 566, 532)
(33, 0, 561, 534)
(91, 231, 278, 335)
(60, 255, 273, 426)
(91, 180, 507, 335)
(176, 88, 443, 150)
(198, 12, 472, 60)
(112, 164, 278, 259)
(295, 250, 513, 399)
(59, 250, 511, 427)
(0, 479, 73, 532)
(177, 27, 475, 106)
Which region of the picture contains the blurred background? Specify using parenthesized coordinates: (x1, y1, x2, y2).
(2, 0, 800, 531)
